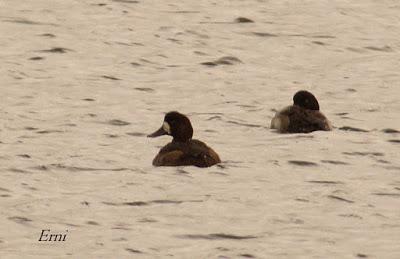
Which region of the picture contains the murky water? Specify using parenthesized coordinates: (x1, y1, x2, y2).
(1, 0, 400, 258)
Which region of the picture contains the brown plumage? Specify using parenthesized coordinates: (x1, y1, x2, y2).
(271, 90, 332, 133)
(148, 111, 221, 167)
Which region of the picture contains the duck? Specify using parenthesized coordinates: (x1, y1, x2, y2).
(270, 90, 332, 133)
(147, 111, 221, 167)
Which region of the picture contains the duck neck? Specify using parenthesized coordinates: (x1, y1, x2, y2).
(172, 137, 191, 143)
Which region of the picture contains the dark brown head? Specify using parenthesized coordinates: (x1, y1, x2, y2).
(293, 90, 320, 110)
(147, 111, 193, 142)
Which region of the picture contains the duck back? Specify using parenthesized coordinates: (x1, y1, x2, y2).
(272, 105, 331, 133)
(153, 139, 221, 167)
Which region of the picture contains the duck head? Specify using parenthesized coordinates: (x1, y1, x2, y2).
(293, 90, 320, 110)
(147, 111, 193, 142)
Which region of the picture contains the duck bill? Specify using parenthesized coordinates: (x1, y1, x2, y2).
(147, 126, 167, 138)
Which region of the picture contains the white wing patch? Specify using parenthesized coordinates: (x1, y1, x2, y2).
(271, 116, 281, 129)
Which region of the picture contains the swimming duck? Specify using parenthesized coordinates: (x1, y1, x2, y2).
(148, 111, 221, 167)
(270, 90, 332, 133)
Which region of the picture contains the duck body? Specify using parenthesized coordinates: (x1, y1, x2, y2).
(271, 90, 332, 133)
(152, 139, 220, 167)
(148, 111, 221, 167)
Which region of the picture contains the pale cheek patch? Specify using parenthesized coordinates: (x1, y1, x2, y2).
(163, 122, 171, 134)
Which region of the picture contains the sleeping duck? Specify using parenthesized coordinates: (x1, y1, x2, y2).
(270, 90, 332, 133)
(148, 111, 221, 167)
